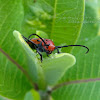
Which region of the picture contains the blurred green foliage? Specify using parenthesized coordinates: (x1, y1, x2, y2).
(0, 0, 100, 100)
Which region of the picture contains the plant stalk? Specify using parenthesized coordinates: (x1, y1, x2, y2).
(39, 90, 51, 100)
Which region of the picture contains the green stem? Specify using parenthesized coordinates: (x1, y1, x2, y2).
(39, 91, 51, 100)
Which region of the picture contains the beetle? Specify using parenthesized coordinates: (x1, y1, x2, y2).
(22, 34, 89, 62)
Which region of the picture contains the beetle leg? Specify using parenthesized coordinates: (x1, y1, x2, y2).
(56, 48, 60, 53)
(46, 53, 50, 57)
(36, 49, 43, 62)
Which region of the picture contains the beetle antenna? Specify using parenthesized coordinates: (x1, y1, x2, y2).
(22, 35, 38, 48)
(28, 34, 49, 46)
(56, 45, 89, 54)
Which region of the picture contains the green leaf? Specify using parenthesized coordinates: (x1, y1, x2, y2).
(24, 90, 40, 100)
(0, 0, 28, 69)
(0, 96, 9, 100)
(52, 2, 100, 99)
(0, 0, 85, 99)
(52, 82, 100, 100)
(52, 36, 100, 100)
(98, 0, 100, 35)
(0, 0, 32, 99)
(42, 53, 76, 85)
(13, 30, 46, 90)
(24, 91, 34, 100)
(13, 30, 76, 87)
(13, 30, 38, 82)
(72, 1, 99, 54)
(0, 52, 31, 99)
(22, 0, 85, 52)
(60, 0, 100, 84)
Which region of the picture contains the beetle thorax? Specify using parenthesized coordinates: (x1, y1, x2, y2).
(43, 39, 55, 54)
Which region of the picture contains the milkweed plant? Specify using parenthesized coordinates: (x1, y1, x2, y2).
(0, 0, 100, 100)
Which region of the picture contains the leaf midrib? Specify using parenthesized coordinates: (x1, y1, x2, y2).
(0, 48, 34, 88)
(50, 0, 57, 38)
(52, 78, 100, 91)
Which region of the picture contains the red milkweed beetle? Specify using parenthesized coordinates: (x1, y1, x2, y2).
(22, 34, 89, 62)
